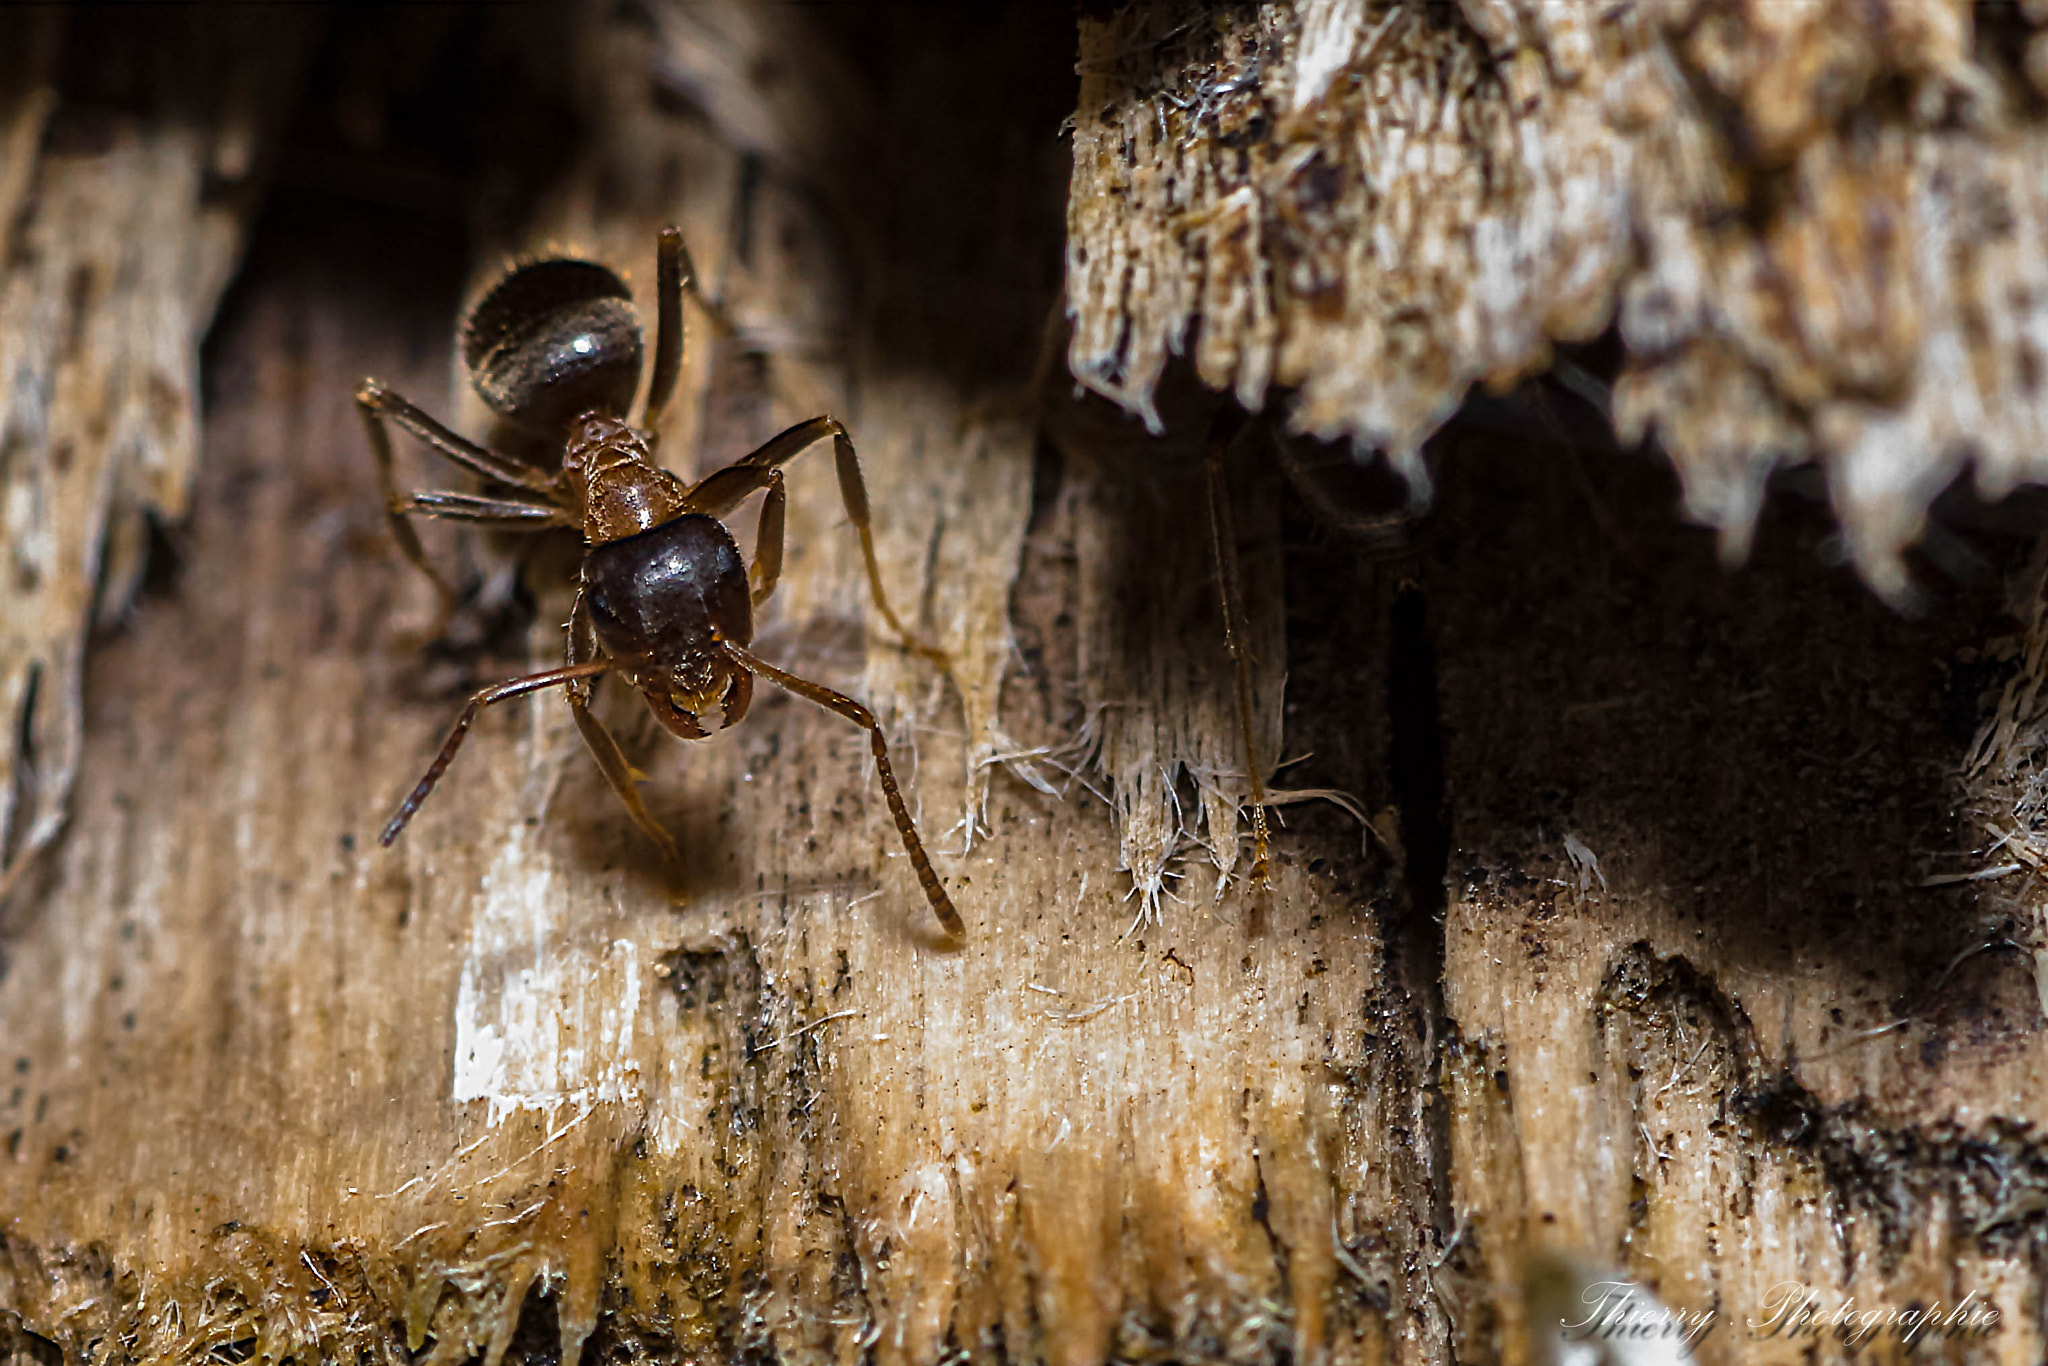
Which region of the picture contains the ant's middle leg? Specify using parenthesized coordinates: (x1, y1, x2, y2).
(565, 592, 685, 870)
(400, 490, 574, 526)
(356, 379, 567, 622)
(684, 416, 949, 665)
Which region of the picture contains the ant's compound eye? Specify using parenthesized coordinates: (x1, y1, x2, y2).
(463, 259, 644, 431)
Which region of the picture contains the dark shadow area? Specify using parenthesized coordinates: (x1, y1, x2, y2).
(1416, 369, 2018, 997)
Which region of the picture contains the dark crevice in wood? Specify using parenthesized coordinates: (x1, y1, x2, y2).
(1387, 585, 1448, 925)
(1385, 582, 1456, 1272)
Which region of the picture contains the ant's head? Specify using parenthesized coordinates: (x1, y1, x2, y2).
(462, 258, 643, 433)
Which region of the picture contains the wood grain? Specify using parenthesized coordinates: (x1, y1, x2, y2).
(1, 8, 1435, 1366)
(0, 9, 312, 905)
(5, 6, 2046, 1366)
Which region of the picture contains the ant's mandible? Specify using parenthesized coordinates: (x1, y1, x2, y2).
(356, 227, 963, 938)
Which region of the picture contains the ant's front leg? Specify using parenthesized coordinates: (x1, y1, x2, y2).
(684, 416, 949, 666)
(565, 591, 686, 875)
(380, 657, 619, 847)
(722, 639, 963, 939)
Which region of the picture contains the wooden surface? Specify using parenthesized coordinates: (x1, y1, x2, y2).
(4, 8, 1433, 1366)
(4, 6, 2048, 1366)
(1067, 0, 2048, 600)
(0, 8, 312, 906)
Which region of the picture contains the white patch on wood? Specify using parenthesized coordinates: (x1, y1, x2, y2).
(1291, 0, 1370, 113)
(453, 829, 644, 1124)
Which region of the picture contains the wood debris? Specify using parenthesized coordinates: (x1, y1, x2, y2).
(1068, 0, 2048, 600)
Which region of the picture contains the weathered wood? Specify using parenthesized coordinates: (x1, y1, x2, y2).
(8, 5, 2048, 1366)
(1063, 2, 2048, 1362)
(1067, 0, 2048, 600)
(2, 8, 1435, 1366)
(0, 9, 313, 904)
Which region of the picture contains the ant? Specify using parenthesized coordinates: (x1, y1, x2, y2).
(356, 227, 963, 938)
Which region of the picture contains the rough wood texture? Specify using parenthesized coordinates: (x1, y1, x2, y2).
(1420, 421, 2047, 1364)
(2, 9, 1436, 1366)
(8, 5, 2048, 1366)
(1068, 0, 2048, 600)
(0, 10, 312, 903)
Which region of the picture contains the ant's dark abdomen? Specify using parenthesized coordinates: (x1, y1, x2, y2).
(463, 259, 644, 433)
(582, 514, 753, 663)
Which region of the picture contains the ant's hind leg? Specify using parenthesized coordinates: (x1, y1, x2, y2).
(566, 594, 685, 873)
(356, 380, 557, 493)
(644, 225, 763, 435)
(643, 227, 764, 435)
(641, 228, 689, 433)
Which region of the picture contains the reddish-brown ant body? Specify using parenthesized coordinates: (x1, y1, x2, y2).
(357, 227, 962, 937)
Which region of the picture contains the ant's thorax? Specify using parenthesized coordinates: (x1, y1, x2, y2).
(561, 411, 690, 545)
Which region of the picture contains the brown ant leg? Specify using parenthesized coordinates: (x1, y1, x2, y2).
(1205, 420, 1274, 893)
(356, 380, 560, 494)
(357, 379, 571, 629)
(564, 592, 685, 870)
(685, 417, 949, 665)
(657, 224, 752, 344)
(380, 657, 622, 847)
(403, 491, 574, 526)
(357, 388, 460, 616)
(749, 470, 786, 606)
(640, 228, 689, 434)
(826, 426, 953, 666)
(642, 226, 760, 437)
(720, 639, 963, 938)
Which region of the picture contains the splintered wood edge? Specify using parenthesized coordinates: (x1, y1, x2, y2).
(1066, 0, 2048, 601)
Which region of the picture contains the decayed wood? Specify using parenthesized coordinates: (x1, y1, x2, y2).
(0, 9, 312, 905)
(1063, 2, 2048, 1361)
(1, 8, 1440, 1366)
(1067, 0, 2048, 601)
(10, 5, 2048, 1366)
(1419, 420, 2048, 1364)
(1961, 540, 2048, 1049)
